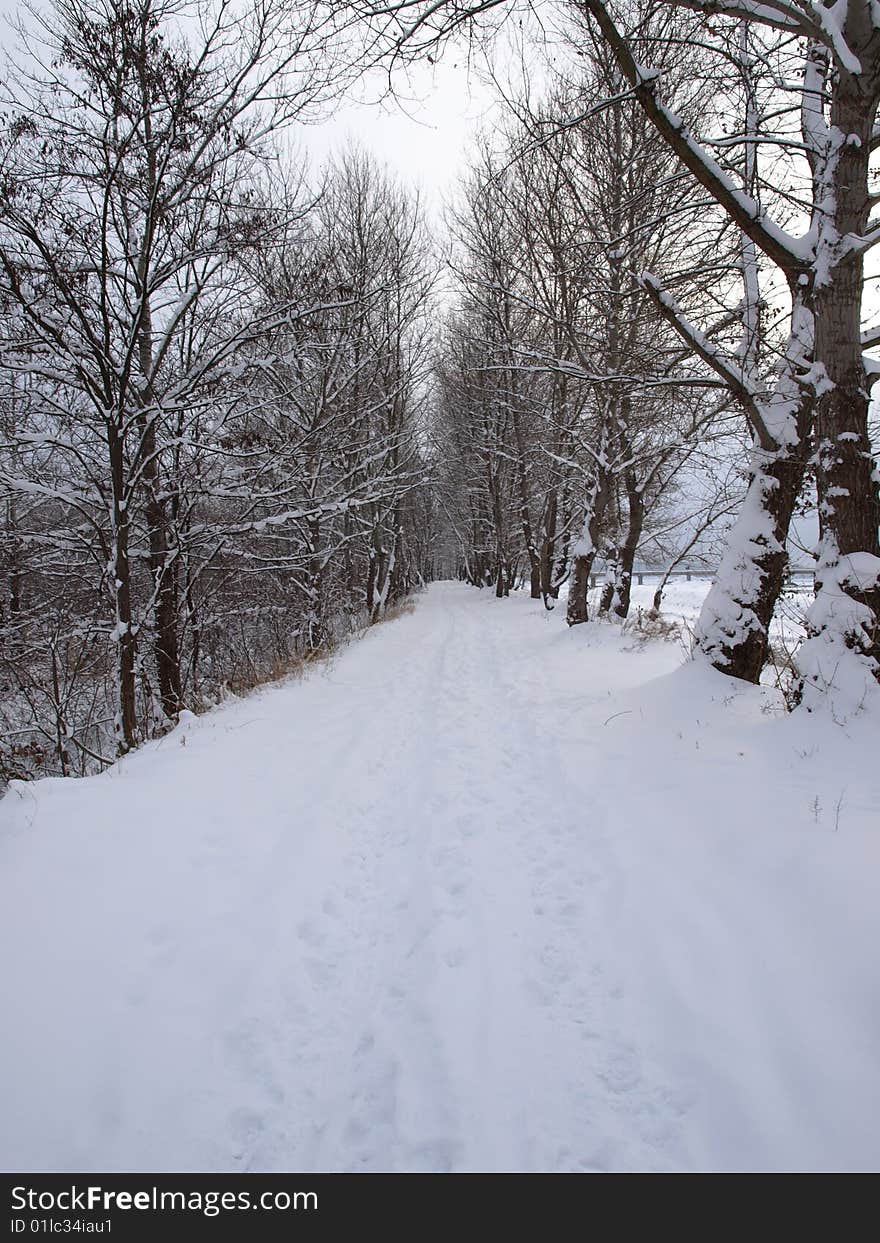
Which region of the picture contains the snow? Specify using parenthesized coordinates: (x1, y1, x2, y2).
(797, 542, 880, 716)
(694, 457, 790, 666)
(1, 582, 879, 1173)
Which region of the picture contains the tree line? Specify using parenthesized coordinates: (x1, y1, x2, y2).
(0, 0, 437, 780)
(372, 0, 879, 714)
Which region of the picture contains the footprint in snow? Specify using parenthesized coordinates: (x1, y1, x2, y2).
(297, 919, 325, 949)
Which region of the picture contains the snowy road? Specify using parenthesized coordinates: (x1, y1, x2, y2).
(2, 583, 879, 1172)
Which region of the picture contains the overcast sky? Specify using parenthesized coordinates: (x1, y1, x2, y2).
(0, 0, 502, 223)
(300, 56, 501, 223)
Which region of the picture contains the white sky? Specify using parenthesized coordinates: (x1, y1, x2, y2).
(300, 58, 500, 222)
(0, 1, 499, 223)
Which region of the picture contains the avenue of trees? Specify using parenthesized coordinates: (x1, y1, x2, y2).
(355, 0, 880, 712)
(2, 0, 878, 781)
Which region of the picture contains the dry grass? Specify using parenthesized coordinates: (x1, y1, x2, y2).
(1, 595, 425, 789)
(205, 594, 419, 703)
(764, 641, 801, 710)
(381, 597, 417, 623)
(218, 641, 335, 699)
(622, 606, 687, 644)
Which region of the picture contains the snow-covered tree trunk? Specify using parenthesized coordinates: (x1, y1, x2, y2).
(697, 437, 809, 681)
(512, 412, 542, 600)
(605, 472, 645, 620)
(539, 486, 560, 603)
(797, 37, 880, 705)
(566, 430, 612, 626)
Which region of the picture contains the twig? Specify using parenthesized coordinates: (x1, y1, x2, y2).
(834, 789, 845, 832)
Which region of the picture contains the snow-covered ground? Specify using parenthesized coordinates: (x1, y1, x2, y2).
(593, 574, 809, 651)
(1, 582, 878, 1172)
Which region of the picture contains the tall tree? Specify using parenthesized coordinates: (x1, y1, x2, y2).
(0, 0, 338, 749)
(351, 0, 880, 709)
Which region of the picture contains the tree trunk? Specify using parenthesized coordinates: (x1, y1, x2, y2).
(607, 476, 645, 619)
(567, 453, 612, 627)
(512, 409, 541, 597)
(5, 491, 23, 618)
(307, 515, 326, 648)
(697, 437, 809, 682)
(133, 67, 182, 723)
(144, 469, 182, 718)
(539, 488, 558, 605)
(566, 547, 595, 626)
(366, 549, 377, 613)
(372, 520, 399, 621)
(798, 66, 880, 699)
(488, 462, 507, 600)
(137, 306, 181, 721)
(109, 423, 137, 753)
(553, 484, 572, 598)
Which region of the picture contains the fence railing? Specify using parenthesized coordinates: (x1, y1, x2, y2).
(590, 567, 815, 588)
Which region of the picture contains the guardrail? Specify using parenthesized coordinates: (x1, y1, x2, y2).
(590, 567, 815, 587)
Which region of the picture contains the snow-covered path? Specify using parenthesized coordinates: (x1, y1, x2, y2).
(2, 583, 879, 1172)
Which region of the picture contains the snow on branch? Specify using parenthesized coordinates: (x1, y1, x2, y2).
(659, 0, 862, 73)
(639, 273, 777, 452)
(578, 0, 813, 276)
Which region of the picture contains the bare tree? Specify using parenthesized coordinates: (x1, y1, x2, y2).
(349, 0, 880, 708)
(0, 0, 342, 750)
(0, 4, 436, 783)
